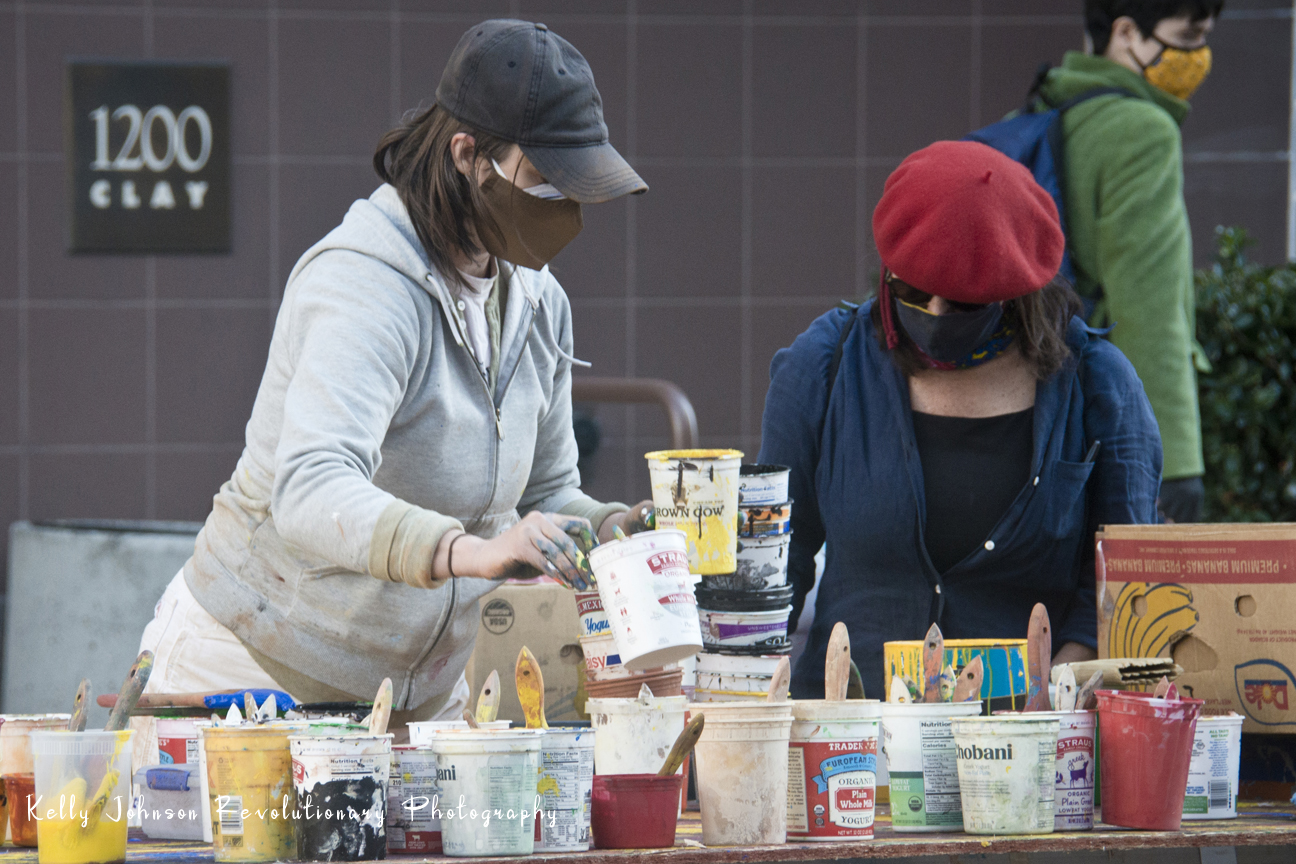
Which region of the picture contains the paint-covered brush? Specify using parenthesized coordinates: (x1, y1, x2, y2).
(903, 676, 921, 703)
(889, 676, 911, 705)
(952, 656, 984, 703)
(1054, 665, 1077, 712)
(613, 525, 628, 541)
(824, 622, 851, 701)
(516, 646, 548, 729)
(1024, 603, 1052, 712)
(68, 679, 91, 732)
(1165, 682, 1179, 701)
(938, 664, 956, 702)
(243, 691, 258, 722)
(475, 670, 501, 724)
(104, 651, 153, 732)
(461, 709, 480, 729)
(1074, 670, 1104, 711)
(659, 714, 705, 777)
(922, 623, 944, 704)
(847, 661, 866, 700)
(1153, 675, 1172, 699)
(766, 657, 791, 703)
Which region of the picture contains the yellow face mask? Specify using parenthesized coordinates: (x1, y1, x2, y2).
(1143, 42, 1212, 100)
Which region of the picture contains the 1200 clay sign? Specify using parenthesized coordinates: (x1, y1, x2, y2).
(66, 60, 230, 253)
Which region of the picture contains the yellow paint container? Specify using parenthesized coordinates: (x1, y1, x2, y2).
(203, 727, 297, 863)
(645, 449, 744, 575)
(30, 730, 133, 864)
(883, 638, 1028, 713)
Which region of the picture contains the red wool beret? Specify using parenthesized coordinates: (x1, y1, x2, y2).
(872, 140, 1065, 304)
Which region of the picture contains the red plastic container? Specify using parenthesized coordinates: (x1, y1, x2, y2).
(1096, 689, 1203, 830)
(591, 773, 683, 849)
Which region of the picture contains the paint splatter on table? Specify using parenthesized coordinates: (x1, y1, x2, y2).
(0, 803, 1290, 862)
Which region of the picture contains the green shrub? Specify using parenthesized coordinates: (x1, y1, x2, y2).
(1196, 227, 1296, 522)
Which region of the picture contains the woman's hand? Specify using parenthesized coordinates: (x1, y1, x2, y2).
(598, 500, 655, 543)
(436, 512, 597, 589)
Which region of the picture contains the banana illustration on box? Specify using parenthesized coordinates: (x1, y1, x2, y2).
(1106, 582, 1199, 659)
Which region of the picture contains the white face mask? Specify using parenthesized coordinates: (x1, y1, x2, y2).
(492, 159, 566, 200)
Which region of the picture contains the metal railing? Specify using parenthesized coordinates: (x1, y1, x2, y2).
(571, 377, 698, 450)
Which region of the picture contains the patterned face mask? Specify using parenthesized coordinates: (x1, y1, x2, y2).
(1140, 40, 1212, 101)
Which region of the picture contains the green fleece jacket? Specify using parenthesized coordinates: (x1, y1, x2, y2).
(1040, 51, 1204, 480)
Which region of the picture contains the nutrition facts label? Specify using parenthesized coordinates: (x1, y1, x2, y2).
(786, 749, 808, 833)
(917, 721, 962, 820)
(534, 746, 594, 851)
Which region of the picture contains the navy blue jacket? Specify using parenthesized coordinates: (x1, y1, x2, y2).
(759, 302, 1162, 700)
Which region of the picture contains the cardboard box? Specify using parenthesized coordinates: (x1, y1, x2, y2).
(465, 580, 585, 725)
(1096, 523, 1296, 734)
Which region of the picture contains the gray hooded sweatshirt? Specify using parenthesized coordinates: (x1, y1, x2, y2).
(185, 184, 621, 712)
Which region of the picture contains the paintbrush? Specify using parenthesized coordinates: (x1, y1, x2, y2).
(516, 646, 548, 729)
(922, 623, 944, 704)
(1153, 675, 1172, 699)
(939, 664, 956, 702)
(1074, 670, 1104, 711)
(766, 657, 791, 702)
(658, 714, 705, 777)
(97, 688, 297, 714)
(824, 622, 851, 701)
(475, 670, 501, 724)
(1024, 603, 1052, 712)
(952, 656, 984, 703)
(847, 661, 866, 700)
(68, 679, 91, 732)
(888, 677, 911, 704)
(461, 709, 480, 728)
(369, 678, 392, 735)
(1054, 665, 1077, 711)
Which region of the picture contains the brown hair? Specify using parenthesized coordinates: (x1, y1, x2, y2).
(871, 275, 1084, 380)
(373, 105, 513, 286)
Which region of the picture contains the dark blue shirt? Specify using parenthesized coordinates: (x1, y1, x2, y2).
(758, 302, 1162, 699)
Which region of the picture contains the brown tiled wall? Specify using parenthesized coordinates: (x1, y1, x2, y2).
(1, 0, 1291, 565)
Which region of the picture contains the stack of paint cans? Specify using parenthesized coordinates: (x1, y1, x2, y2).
(692, 464, 794, 701)
(576, 589, 684, 698)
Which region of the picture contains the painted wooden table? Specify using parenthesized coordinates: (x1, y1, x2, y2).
(0, 803, 1292, 863)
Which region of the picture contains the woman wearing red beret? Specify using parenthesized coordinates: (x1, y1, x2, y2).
(759, 141, 1162, 699)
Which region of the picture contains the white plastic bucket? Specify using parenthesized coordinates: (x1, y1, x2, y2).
(406, 721, 511, 746)
(156, 717, 201, 765)
(575, 591, 610, 639)
(645, 449, 743, 575)
(689, 701, 794, 846)
(387, 746, 441, 854)
(586, 696, 686, 775)
(578, 634, 633, 681)
(1025, 710, 1096, 831)
(590, 529, 703, 671)
(951, 716, 1058, 835)
(289, 734, 393, 860)
(787, 700, 882, 841)
(738, 464, 790, 507)
(696, 671, 773, 696)
(428, 730, 543, 857)
(881, 701, 982, 832)
(699, 606, 792, 649)
(0, 714, 73, 775)
(535, 728, 596, 852)
(728, 533, 791, 590)
(697, 653, 787, 676)
(1183, 713, 1243, 820)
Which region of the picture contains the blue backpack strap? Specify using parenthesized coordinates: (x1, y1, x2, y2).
(827, 301, 860, 396)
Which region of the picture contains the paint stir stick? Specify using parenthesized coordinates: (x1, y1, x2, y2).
(659, 714, 705, 777)
(922, 623, 945, 704)
(1074, 670, 1104, 711)
(824, 622, 851, 701)
(475, 670, 501, 724)
(369, 678, 393, 736)
(1024, 604, 1052, 712)
(888, 677, 911, 705)
(1054, 665, 1077, 712)
(951, 656, 984, 703)
(516, 646, 548, 729)
(68, 679, 91, 732)
(766, 657, 791, 702)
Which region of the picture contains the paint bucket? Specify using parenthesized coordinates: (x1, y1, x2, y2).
(880, 701, 982, 832)
(575, 591, 611, 639)
(699, 605, 793, 652)
(590, 529, 703, 671)
(586, 696, 686, 775)
(386, 746, 440, 854)
(590, 774, 682, 849)
(534, 728, 596, 852)
(950, 716, 1058, 835)
(30, 729, 134, 864)
(738, 463, 790, 507)
(995, 709, 1096, 831)
(739, 501, 792, 538)
(428, 730, 543, 857)
(1182, 712, 1243, 820)
(406, 721, 511, 746)
(0, 716, 73, 776)
(156, 717, 201, 766)
(5, 773, 37, 847)
(689, 700, 794, 845)
(645, 449, 744, 575)
(289, 734, 392, 861)
(787, 700, 882, 841)
(578, 634, 634, 682)
(0, 776, 10, 845)
(1096, 689, 1203, 831)
(202, 725, 297, 862)
(696, 584, 794, 611)
(712, 533, 791, 591)
(694, 652, 784, 701)
(584, 666, 684, 700)
(884, 640, 1027, 713)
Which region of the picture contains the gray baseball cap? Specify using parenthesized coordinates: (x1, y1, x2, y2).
(436, 19, 647, 204)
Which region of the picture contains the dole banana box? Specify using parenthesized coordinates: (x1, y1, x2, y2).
(1096, 523, 1296, 735)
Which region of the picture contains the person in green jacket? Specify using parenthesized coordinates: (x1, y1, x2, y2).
(1039, 0, 1221, 523)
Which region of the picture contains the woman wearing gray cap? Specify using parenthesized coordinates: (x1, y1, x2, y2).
(134, 20, 649, 727)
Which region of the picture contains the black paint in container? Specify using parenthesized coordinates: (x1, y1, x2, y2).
(289, 734, 393, 861)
